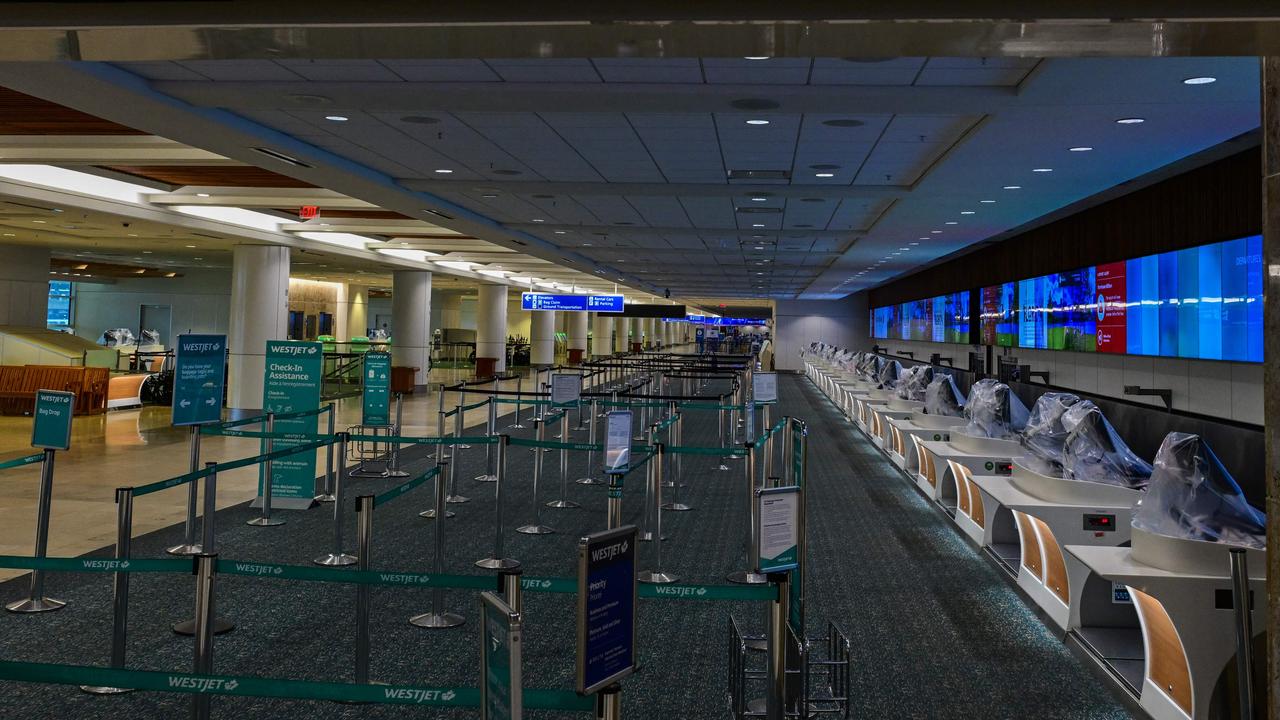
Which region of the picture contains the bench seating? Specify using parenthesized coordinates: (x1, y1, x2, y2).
(0, 365, 109, 415)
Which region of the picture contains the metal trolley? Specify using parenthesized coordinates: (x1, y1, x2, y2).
(347, 424, 393, 478)
(728, 617, 851, 719)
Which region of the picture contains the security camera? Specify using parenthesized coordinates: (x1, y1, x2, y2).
(122, 222, 130, 228)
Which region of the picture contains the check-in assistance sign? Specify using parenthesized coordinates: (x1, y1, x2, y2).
(577, 525, 638, 695)
(362, 351, 392, 426)
(260, 340, 323, 504)
(757, 486, 800, 574)
(172, 334, 225, 426)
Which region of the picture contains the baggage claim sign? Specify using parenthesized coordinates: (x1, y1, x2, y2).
(260, 341, 323, 505)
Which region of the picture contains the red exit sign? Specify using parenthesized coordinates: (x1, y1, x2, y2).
(299, 205, 319, 219)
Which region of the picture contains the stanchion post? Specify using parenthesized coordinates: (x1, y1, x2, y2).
(547, 410, 580, 508)
(247, 412, 285, 527)
(639, 425, 657, 541)
(190, 553, 218, 720)
(499, 566, 523, 615)
(174, 463, 234, 636)
(317, 407, 337, 502)
(6, 448, 64, 613)
(639, 443, 677, 584)
(766, 572, 790, 720)
(476, 394, 498, 482)
(410, 464, 466, 628)
(419, 460, 455, 520)
(388, 394, 409, 478)
(447, 408, 470, 503)
(596, 684, 622, 720)
(314, 433, 356, 566)
(168, 426, 203, 555)
(577, 398, 602, 485)
(354, 495, 374, 684)
(476, 435, 520, 569)
(81, 487, 135, 694)
(510, 374, 525, 428)
(728, 444, 766, 585)
(1229, 548, 1255, 720)
(663, 413, 691, 512)
(516, 418, 554, 535)
(436, 391, 448, 463)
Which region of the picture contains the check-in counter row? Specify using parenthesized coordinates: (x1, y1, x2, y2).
(803, 358, 1265, 720)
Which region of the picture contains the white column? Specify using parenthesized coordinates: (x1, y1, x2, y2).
(392, 271, 432, 386)
(438, 291, 462, 329)
(344, 284, 368, 339)
(567, 311, 589, 359)
(228, 245, 289, 410)
(594, 314, 614, 357)
(530, 309, 555, 366)
(642, 318, 654, 348)
(0, 243, 49, 327)
(477, 284, 508, 373)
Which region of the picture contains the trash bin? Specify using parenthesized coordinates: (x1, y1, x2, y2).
(391, 366, 418, 394)
(475, 357, 497, 379)
(567, 348, 584, 364)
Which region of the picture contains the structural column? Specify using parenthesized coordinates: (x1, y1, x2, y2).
(338, 283, 368, 341)
(228, 245, 289, 410)
(477, 284, 509, 375)
(392, 271, 432, 388)
(1262, 56, 1280, 720)
(530, 309, 556, 367)
(567, 311, 589, 364)
(0, 243, 50, 327)
(627, 317, 641, 352)
(591, 313, 612, 357)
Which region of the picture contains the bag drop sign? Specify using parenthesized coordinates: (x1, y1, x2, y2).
(260, 340, 323, 502)
(31, 389, 74, 450)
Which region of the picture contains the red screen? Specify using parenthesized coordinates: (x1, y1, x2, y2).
(1095, 261, 1127, 353)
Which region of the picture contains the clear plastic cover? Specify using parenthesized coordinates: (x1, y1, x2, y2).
(1132, 432, 1265, 549)
(1019, 393, 1082, 477)
(100, 328, 136, 347)
(1059, 400, 1153, 488)
(962, 378, 1030, 439)
(857, 354, 881, 380)
(876, 359, 901, 389)
(924, 374, 966, 416)
(896, 365, 934, 401)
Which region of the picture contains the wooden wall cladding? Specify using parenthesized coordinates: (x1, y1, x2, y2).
(1015, 511, 1043, 580)
(0, 88, 145, 135)
(870, 148, 1262, 307)
(1031, 517, 1068, 604)
(1131, 588, 1193, 715)
(104, 165, 317, 188)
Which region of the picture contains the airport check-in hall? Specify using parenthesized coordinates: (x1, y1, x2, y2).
(0, 5, 1278, 720)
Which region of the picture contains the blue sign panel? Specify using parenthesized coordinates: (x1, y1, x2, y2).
(521, 293, 624, 312)
(172, 334, 226, 426)
(576, 525, 637, 694)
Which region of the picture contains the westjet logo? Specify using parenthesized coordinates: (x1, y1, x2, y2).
(590, 540, 629, 563)
(82, 559, 129, 571)
(383, 688, 457, 704)
(168, 676, 239, 693)
(269, 344, 318, 356)
(521, 578, 554, 590)
(232, 563, 283, 576)
(378, 573, 431, 585)
(182, 342, 221, 353)
(653, 585, 708, 598)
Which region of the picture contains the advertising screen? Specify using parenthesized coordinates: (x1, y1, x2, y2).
(871, 291, 969, 344)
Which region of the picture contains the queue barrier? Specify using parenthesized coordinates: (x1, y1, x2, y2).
(133, 437, 335, 497)
(0, 452, 44, 471)
(216, 405, 332, 430)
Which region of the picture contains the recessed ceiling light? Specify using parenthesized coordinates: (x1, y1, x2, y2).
(324, 115, 349, 122)
(1183, 76, 1216, 85)
(745, 119, 770, 125)
(532, 218, 545, 223)
(195, 192, 211, 198)
(142, 250, 152, 254)
(554, 230, 566, 234)
(193, 257, 203, 260)
(31, 220, 45, 224)
(930, 230, 942, 234)
(434, 168, 454, 174)
(480, 193, 499, 199)
(1116, 117, 1146, 124)
(754, 245, 765, 250)
(1003, 185, 1021, 190)
(815, 173, 834, 178)
(750, 197, 767, 202)
(945, 221, 958, 225)
(980, 199, 996, 203)
(909, 242, 920, 245)
(185, 245, 196, 248)
(744, 56, 770, 60)
(751, 223, 764, 228)
(1068, 147, 1092, 152)
(1032, 168, 1053, 173)
(960, 211, 975, 215)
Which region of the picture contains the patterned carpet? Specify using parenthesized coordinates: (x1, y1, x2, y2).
(0, 374, 1134, 719)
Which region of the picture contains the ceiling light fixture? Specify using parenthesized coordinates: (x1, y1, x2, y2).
(434, 169, 454, 174)
(743, 56, 770, 60)
(945, 221, 958, 225)
(751, 223, 764, 228)
(1182, 76, 1216, 85)
(931, 230, 942, 234)
(1003, 185, 1021, 190)
(532, 218, 545, 223)
(324, 115, 349, 122)
(814, 173, 834, 178)
(1116, 117, 1146, 124)
(980, 199, 996, 203)
(960, 211, 975, 215)
(745, 119, 770, 125)
(1033, 168, 1053, 173)
(751, 197, 767, 202)
(1068, 146, 1093, 152)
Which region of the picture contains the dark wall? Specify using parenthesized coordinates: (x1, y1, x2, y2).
(869, 147, 1262, 307)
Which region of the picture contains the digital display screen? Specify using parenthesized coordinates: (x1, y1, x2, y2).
(977, 236, 1262, 362)
(47, 281, 72, 327)
(870, 291, 969, 344)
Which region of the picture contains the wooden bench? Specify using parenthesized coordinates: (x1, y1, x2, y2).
(0, 365, 109, 416)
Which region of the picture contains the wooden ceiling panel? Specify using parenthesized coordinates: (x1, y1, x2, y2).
(271, 208, 412, 220)
(0, 87, 146, 135)
(102, 165, 317, 188)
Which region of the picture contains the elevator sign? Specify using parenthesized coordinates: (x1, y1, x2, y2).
(521, 293, 624, 312)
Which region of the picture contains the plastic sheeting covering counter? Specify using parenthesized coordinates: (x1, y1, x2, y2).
(1019, 393, 1082, 477)
(923, 374, 965, 417)
(962, 379, 1029, 440)
(1059, 401, 1153, 488)
(896, 365, 933, 401)
(1132, 433, 1265, 549)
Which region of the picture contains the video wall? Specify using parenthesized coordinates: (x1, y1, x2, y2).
(871, 290, 970, 344)
(978, 235, 1262, 362)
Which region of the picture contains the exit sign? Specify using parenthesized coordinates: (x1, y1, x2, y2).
(299, 206, 319, 219)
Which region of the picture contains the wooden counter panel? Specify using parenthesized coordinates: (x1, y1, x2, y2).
(1015, 511, 1043, 580)
(1132, 589, 1193, 716)
(1031, 517, 1068, 604)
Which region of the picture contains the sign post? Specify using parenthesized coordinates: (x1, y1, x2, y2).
(362, 351, 392, 426)
(576, 525, 638, 696)
(8, 389, 74, 613)
(480, 591, 522, 720)
(169, 334, 227, 555)
(603, 411, 632, 529)
(258, 340, 323, 510)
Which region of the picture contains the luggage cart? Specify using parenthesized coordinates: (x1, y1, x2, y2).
(728, 617, 851, 719)
(348, 424, 392, 478)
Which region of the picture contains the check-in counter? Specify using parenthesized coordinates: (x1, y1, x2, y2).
(964, 461, 1140, 630)
(867, 397, 923, 449)
(911, 431, 1022, 515)
(885, 414, 966, 472)
(1065, 530, 1265, 720)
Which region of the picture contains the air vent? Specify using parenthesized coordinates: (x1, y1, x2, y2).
(730, 98, 781, 110)
(251, 147, 313, 168)
(423, 209, 454, 221)
(735, 207, 783, 214)
(727, 169, 790, 181)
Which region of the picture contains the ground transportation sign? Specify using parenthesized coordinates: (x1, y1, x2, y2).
(576, 525, 638, 694)
(172, 334, 226, 426)
(521, 293, 624, 312)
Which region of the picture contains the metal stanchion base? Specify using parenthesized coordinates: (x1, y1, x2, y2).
(313, 552, 358, 566)
(456, 444, 472, 450)
(245, 517, 286, 527)
(314, 493, 336, 503)
(576, 477, 604, 485)
(445, 494, 470, 504)
(419, 509, 457, 519)
(474, 474, 497, 483)
(350, 469, 390, 479)
(475, 556, 521, 570)
(508, 424, 526, 430)
(638, 532, 667, 542)
(408, 611, 465, 629)
(717, 464, 731, 471)
(80, 684, 135, 695)
(726, 570, 768, 585)
(516, 524, 555, 535)
(173, 617, 234, 635)
(5, 597, 65, 613)
(165, 543, 202, 556)
(386, 470, 410, 478)
(638, 570, 679, 584)
(544, 499, 581, 509)
(661, 502, 693, 512)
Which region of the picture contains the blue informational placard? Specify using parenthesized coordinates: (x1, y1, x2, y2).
(172, 334, 226, 427)
(521, 293, 624, 312)
(576, 525, 638, 695)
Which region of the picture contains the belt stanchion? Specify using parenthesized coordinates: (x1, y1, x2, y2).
(5, 448, 63, 613)
(639, 425, 661, 542)
(387, 394, 409, 478)
(316, 408, 337, 502)
(453, 388, 472, 451)
(607, 467, 623, 529)
(766, 572, 790, 720)
(1229, 548, 1255, 720)
(353, 495, 375, 686)
(246, 412, 284, 527)
(410, 462, 465, 629)
(509, 374, 525, 429)
(190, 553, 218, 720)
(498, 566, 523, 614)
(728, 444, 766, 585)
(576, 398, 602, 485)
(516, 418, 554, 535)
(574, 390, 588, 431)
(662, 410, 691, 513)
(418, 459, 455, 520)
(174, 463, 233, 636)
(446, 406, 470, 504)
(435, 391, 449, 463)
(533, 369, 547, 422)
(167, 426, 204, 555)
(313, 433, 356, 566)
(661, 402, 678, 488)
(597, 685, 622, 720)
(80, 487, 135, 695)
(475, 435, 519, 569)
(476, 395, 498, 482)
(545, 411, 580, 509)
(760, 405, 773, 485)
(638, 443, 677, 585)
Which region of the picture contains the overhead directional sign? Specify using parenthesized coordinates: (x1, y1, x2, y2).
(172, 334, 226, 426)
(521, 293, 623, 312)
(480, 591, 522, 720)
(31, 389, 74, 450)
(260, 340, 323, 506)
(576, 525, 638, 695)
(362, 351, 392, 426)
